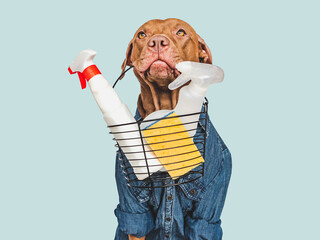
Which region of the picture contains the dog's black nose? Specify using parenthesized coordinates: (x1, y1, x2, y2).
(148, 35, 170, 52)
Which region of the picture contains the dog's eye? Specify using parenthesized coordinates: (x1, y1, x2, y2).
(176, 29, 186, 36)
(138, 31, 146, 39)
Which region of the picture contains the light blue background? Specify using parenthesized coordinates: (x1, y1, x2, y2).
(1, 0, 319, 239)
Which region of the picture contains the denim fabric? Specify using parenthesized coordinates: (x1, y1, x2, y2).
(114, 107, 232, 240)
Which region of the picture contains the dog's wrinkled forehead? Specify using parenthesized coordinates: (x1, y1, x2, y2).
(133, 18, 198, 40)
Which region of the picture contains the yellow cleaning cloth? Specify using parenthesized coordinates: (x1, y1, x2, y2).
(142, 111, 204, 179)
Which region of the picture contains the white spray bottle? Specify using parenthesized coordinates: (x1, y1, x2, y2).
(169, 61, 224, 136)
(68, 50, 165, 180)
(141, 61, 224, 137)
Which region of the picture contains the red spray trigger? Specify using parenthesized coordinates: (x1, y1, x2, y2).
(68, 67, 87, 89)
(68, 65, 101, 90)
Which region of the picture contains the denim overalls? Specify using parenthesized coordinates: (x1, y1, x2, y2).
(114, 107, 232, 240)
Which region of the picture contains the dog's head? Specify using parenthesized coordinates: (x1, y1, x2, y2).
(120, 18, 212, 118)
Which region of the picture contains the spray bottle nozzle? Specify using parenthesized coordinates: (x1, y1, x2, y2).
(68, 50, 101, 89)
(168, 61, 224, 90)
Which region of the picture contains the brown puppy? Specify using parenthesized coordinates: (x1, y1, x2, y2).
(121, 18, 212, 119)
(120, 18, 213, 240)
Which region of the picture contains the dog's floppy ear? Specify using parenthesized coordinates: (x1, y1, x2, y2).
(120, 40, 133, 80)
(198, 35, 212, 64)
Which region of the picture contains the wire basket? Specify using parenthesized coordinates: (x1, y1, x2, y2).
(109, 66, 208, 188)
(109, 98, 209, 188)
